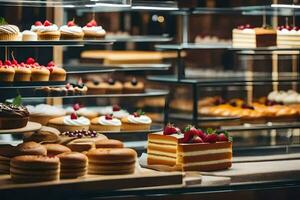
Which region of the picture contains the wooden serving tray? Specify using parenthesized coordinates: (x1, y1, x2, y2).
(0, 122, 41, 134)
(0, 167, 182, 195)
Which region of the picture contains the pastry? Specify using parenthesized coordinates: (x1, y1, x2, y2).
(43, 144, 71, 156)
(277, 25, 300, 47)
(22, 30, 37, 41)
(10, 155, 60, 183)
(31, 66, 50, 81)
(83, 19, 106, 39)
(111, 105, 129, 119)
(34, 86, 51, 96)
(71, 79, 88, 95)
(0, 144, 15, 174)
(59, 130, 107, 145)
(0, 22, 20, 40)
(66, 138, 97, 152)
(37, 20, 60, 40)
(47, 61, 66, 81)
(90, 115, 122, 132)
(0, 155, 10, 174)
(26, 104, 66, 125)
(0, 63, 15, 82)
(105, 78, 123, 94)
(47, 113, 90, 132)
(60, 19, 84, 40)
(0, 103, 29, 129)
(57, 152, 87, 179)
(86, 80, 108, 95)
(49, 87, 68, 96)
(148, 124, 232, 171)
(23, 126, 61, 144)
(65, 83, 75, 96)
(123, 77, 145, 93)
(232, 25, 277, 48)
(87, 148, 136, 175)
(65, 106, 98, 120)
(13, 142, 47, 156)
(13, 64, 31, 81)
(30, 21, 44, 32)
(95, 139, 123, 148)
(121, 110, 152, 131)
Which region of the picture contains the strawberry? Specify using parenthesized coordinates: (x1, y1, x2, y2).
(191, 135, 203, 143)
(86, 22, 93, 27)
(47, 67, 53, 72)
(112, 104, 120, 112)
(105, 114, 113, 120)
(90, 19, 97, 26)
(12, 59, 18, 65)
(179, 130, 192, 143)
(218, 133, 228, 142)
(47, 61, 55, 67)
(163, 123, 179, 135)
(19, 62, 25, 67)
(73, 103, 80, 111)
(204, 133, 218, 143)
(65, 83, 71, 89)
(133, 112, 139, 117)
(44, 20, 51, 26)
(0, 60, 2, 66)
(4, 60, 11, 65)
(67, 19, 75, 27)
(26, 57, 35, 64)
(70, 112, 78, 120)
(35, 21, 43, 26)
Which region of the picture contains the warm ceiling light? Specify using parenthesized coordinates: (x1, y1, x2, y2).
(271, 4, 300, 8)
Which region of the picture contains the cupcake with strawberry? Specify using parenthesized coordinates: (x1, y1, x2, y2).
(121, 110, 152, 131)
(11, 53, 31, 82)
(26, 57, 50, 81)
(0, 60, 15, 82)
(90, 114, 122, 132)
(59, 19, 84, 40)
(37, 20, 60, 40)
(47, 61, 66, 81)
(30, 21, 44, 32)
(82, 19, 106, 39)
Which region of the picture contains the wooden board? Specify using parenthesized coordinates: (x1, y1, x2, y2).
(0, 122, 41, 134)
(201, 159, 300, 183)
(233, 153, 300, 163)
(0, 167, 182, 194)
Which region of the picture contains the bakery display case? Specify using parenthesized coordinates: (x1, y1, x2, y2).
(1, 0, 300, 199)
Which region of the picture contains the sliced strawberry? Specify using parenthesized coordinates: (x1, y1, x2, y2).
(163, 123, 179, 135)
(86, 22, 93, 27)
(4, 60, 11, 66)
(70, 112, 78, 120)
(179, 130, 192, 143)
(112, 104, 121, 112)
(44, 20, 52, 26)
(35, 21, 43, 26)
(73, 103, 80, 111)
(218, 133, 228, 142)
(204, 133, 218, 143)
(47, 61, 55, 67)
(26, 57, 35, 64)
(105, 114, 113, 120)
(191, 135, 204, 143)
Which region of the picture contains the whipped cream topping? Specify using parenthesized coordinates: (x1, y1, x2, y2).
(238, 28, 255, 33)
(127, 115, 152, 124)
(278, 28, 300, 34)
(22, 30, 37, 36)
(26, 104, 66, 116)
(37, 24, 58, 32)
(63, 115, 90, 126)
(0, 25, 19, 34)
(59, 25, 83, 34)
(30, 25, 44, 32)
(98, 106, 113, 115)
(113, 110, 129, 119)
(98, 116, 121, 126)
(82, 26, 106, 34)
(65, 107, 96, 116)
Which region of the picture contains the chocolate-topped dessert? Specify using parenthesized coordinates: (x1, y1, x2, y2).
(0, 103, 29, 129)
(123, 77, 145, 94)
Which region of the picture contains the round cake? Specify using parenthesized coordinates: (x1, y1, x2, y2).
(0, 103, 29, 129)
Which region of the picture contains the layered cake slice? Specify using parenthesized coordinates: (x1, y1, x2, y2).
(277, 26, 300, 47)
(148, 124, 232, 171)
(232, 24, 277, 48)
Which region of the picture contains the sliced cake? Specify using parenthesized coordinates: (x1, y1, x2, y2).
(277, 25, 300, 47)
(147, 124, 232, 171)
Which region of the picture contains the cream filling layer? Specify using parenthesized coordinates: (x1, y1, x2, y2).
(181, 159, 232, 167)
(148, 150, 176, 158)
(178, 148, 232, 156)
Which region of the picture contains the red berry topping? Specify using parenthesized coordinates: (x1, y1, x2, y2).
(12, 59, 18, 65)
(218, 133, 229, 142)
(26, 57, 35, 65)
(70, 112, 78, 120)
(20, 62, 25, 67)
(179, 130, 192, 143)
(4, 60, 11, 65)
(47, 67, 53, 72)
(105, 114, 113, 120)
(67, 20, 75, 27)
(90, 19, 97, 26)
(47, 61, 55, 67)
(204, 133, 218, 143)
(35, 21, 43, 26)
(191, 135, 204, 143)
(73, 103, 80, 111)
(112, 105, 121, 112)
(65, 83, 71, 89)
(163, 123, 180, 135)
(133, 112, 139, 117)
(0, 60, 3, 66)
(44, 20, 52, 26)
(86, 22, 93, 27)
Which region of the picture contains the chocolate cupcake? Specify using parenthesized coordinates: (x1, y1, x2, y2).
(0, 103, 29, 129)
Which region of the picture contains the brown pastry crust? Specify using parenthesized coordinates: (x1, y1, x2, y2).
(0, 67, 15, 82)
(49, 67, 66, 81)
(95, 139, 124, 149)
(43, 144, 71, 156)
(13, 142, 47, 156)
(31, 67, 50, 81)
(37, 30, 61, 40)
(14, 67, 31, 81)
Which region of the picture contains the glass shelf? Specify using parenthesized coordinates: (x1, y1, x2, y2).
(105, 35, 173, 43)
(0, 40, 114, 47)
(221, 122, 300, 132)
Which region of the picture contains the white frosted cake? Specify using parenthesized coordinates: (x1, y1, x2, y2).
(277, 26, 300, 47)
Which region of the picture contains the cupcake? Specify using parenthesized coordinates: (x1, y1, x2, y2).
(13, 64, 31, 82)
(86, 80, 108, 95)
(65, 105, 98, 120)
(82, 19, 106, 39)
(47, 61, 66, 81)
(65, 83, 75, 96)
(30, 21, 44, 32)
(105, 78, 123, 94)
(90, 114, 121, 132)
(121, 110, 152, 131)
(0, 21, 20, 41)
(26, 104, 66, 125)
(0, 61, 15, 82)
(37, 20, 61, 40)
(47, 112, 90, 133)
(31, 66, 50, 81)
(60, 19, 84, 40)
(22, 30, 37, 41)
(0, 102, 29, 129)
(123, 77, 145, 94)
(72, 80, 88, 95)
(111, 105, 129, 119)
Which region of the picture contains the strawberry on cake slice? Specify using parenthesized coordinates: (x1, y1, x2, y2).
(147, 124, 232, 171)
